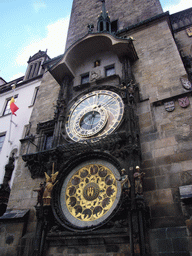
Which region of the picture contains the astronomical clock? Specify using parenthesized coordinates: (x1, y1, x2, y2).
(53, 159, 123, 231)
(50, 64, 142, 232)
(52, 88, 128, 231)
(65, 90, 124, 142)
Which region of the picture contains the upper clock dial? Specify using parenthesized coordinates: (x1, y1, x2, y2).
(65, 90, 124, 142)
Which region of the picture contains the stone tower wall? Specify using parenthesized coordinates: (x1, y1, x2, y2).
(66, 0, 163, 49)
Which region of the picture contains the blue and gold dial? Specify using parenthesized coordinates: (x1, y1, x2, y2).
(65, 90, 124, 142)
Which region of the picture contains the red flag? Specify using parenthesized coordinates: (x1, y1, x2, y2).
(10, 97, 19, 116)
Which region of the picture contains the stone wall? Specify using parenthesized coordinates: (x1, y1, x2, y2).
(66, 0, 163, 49)
(174, 28, 192, 56)
(28, 71, 60, 135)
(129, 18, 187, 103)
(46, 235, 131, 256)
(149, 226, 191, 256)
(0, 222, 24, 256)
(0, 210, 29, 256)
(114, 13, 192, 256)
(139, 96, 192, 224)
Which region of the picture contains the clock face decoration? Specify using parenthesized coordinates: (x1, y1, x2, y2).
(65, 90, 124, 142)
(59, 160, 121, 230)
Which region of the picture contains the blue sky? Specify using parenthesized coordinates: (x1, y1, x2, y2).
(0, 0, 191, 82)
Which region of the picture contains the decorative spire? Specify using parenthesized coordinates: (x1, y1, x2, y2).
(101, 0, 107, 18)
(97, 0, 111, 33)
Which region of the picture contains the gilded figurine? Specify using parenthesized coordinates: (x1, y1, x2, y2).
(43, 163, 58, 206)
(134, 166, 145, 195)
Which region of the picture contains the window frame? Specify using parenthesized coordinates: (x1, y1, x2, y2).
(111, 20, 118, 33)
(29, 86, 39, 107)
(27, 60, 42, 80)
(105, 64, 115, 77)
(43, 131, 54, 151)
(0, 133, 6, 152)
(81, 73, 90, 85)
(2, 95, 18, 116)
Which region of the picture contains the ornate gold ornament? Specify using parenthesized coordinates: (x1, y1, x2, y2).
(65, 164, 117, 221)
(59, 160, 122, 229)
(65, 90, 124, 142)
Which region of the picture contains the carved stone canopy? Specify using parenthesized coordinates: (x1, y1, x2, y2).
(50, 33, 138, 84)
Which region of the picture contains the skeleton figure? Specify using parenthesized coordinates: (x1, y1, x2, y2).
(134, 166, 145, 195)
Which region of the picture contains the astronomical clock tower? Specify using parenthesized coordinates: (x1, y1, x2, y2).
(47, 0, 147, 254)
(11, 0, 192, 255)
(24, 0, 149, 254)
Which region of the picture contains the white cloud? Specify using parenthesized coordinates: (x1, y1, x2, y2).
(164, 0, 192, 14)
(9, 72, 25, 81)
(15, 17, 70, 67)
(33, 1, 46, 13)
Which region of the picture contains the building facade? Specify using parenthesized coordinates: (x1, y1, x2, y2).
(0, 1, 192, 256)
(0, 50, 49, 218)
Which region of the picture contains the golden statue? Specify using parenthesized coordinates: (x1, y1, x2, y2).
(43, 163, 58, 206)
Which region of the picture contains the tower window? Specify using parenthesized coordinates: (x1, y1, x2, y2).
(81, 73, 89, 84)
(106, 22, 109, 32)
(100, 22, 103, 32)
(30, 87, 39, 106)
(43, 132, 53, 150)
(27, 61, 41, 80)
(31, 63, 37, 78)
(27, 65, 33, 80)
(111, 20, 118, 33)
(105, 65, 115, 77)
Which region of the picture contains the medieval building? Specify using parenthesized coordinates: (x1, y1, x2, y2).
(0, 50, 50, 216)
(0, 1, 192, 256)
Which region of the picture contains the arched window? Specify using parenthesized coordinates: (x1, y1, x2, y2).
(100, 22, 103, 32)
